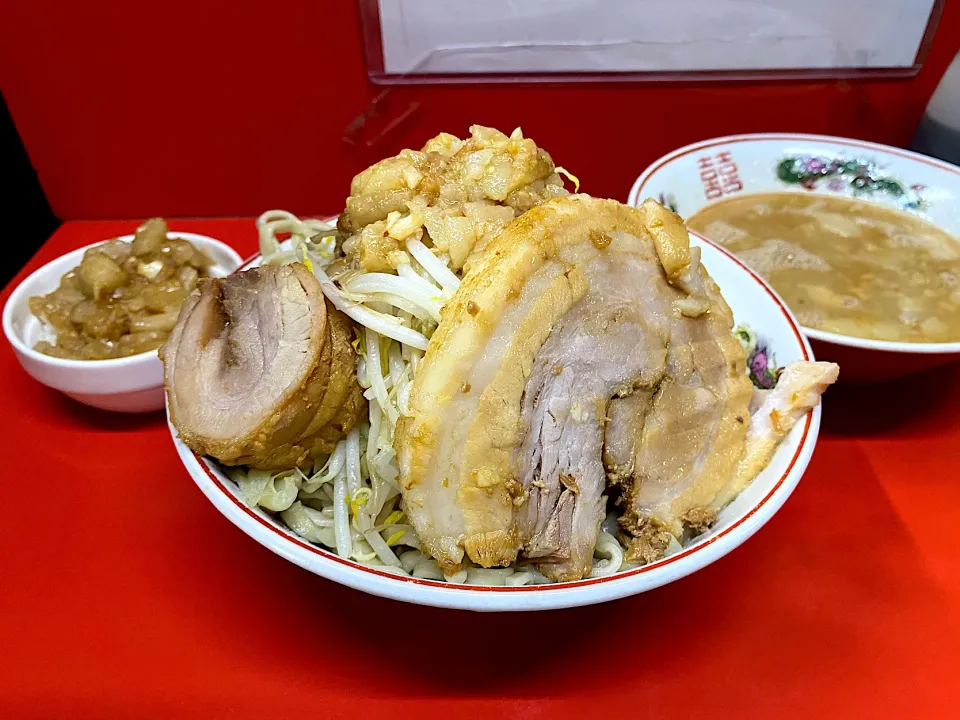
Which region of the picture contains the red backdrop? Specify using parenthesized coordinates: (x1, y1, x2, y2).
(1, 1, 959, 221)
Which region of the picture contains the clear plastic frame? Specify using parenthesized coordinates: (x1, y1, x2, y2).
(360, 0, 944, 85)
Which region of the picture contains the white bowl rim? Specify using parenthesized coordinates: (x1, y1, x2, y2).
(3, 232, 244, 369)
(630, 132, 960, 356)
(174, 233, 822, 611)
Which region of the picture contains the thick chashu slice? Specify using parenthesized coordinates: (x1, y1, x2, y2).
(613, 216, 838, 563)
(396, 196, 746, 581)
(520, 201, 754, 579)
(617, 360, 838, 563)
(516, 265, 670, 581)
(161, 263, 365, 470)
(395, 198, 598, 572)
(612, 205, 756, 562)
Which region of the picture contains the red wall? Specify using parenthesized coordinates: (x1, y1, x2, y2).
(2, 1, 959, 220)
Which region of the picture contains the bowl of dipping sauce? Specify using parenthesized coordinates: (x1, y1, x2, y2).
(3, 219, 242, 412)
(630, 134, 960, 381)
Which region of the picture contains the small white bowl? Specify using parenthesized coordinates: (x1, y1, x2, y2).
(3, 232, 242, 413)
(171, 236, 823, 611)
(630, 133, 960, 381)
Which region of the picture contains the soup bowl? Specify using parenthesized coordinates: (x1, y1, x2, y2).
(629, 134, 960, 381)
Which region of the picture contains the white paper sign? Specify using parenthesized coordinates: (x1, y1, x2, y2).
(376, 0, 936, 76)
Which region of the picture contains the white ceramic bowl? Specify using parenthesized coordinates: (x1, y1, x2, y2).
(171, 236, 823, 611)
(3, 232, 242, 412)
(630, 133, 960, 381)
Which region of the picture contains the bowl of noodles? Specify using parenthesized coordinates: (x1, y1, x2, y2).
(170, 209, 824, 611)
(163, 127, 835, 610)
(630, 134, 960, 381)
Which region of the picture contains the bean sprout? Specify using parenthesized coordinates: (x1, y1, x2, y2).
(333, 473, 352, 559)
(363, 530, 403, 568)
(345, 427, 361, 497)
(405, 236, 461, 293)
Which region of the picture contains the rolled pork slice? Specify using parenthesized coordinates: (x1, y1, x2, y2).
(161, 263, 365, 470)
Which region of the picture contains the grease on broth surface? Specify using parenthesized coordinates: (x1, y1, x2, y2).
(687, 193, 960, 343)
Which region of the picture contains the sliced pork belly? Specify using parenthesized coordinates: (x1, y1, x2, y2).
(396, 196, 756, 580)
(615, 259, 756, 561)
(516, 252, 672, 580)
(161, 263, 365, 470)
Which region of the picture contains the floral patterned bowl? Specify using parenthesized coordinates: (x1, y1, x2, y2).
(629, 134, 960, 381)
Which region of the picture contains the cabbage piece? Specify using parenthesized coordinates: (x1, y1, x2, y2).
(236, 468, 302, 511)
(282, 501, 337, 547)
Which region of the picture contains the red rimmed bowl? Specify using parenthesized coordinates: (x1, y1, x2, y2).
(169, 234, 824, 611)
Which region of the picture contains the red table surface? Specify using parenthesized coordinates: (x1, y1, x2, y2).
(2, 219, 959, 719)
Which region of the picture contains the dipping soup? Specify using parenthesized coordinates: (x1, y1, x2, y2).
(687, 193, 960, 343)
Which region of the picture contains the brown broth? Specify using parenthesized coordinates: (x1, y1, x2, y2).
(687, 193, 960, 343)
